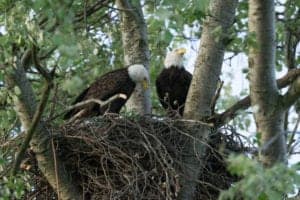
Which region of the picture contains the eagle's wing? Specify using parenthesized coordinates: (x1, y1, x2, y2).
(64, 68, 133, 120)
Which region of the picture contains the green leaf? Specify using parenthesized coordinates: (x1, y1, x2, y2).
(62, 76, 84, 95)
(258, 192, 268, 200)
(156, 8, 172, 20)
(193, 0, 209, 13)
(220, 155, 300, 200)
(163, 30, 173, 44)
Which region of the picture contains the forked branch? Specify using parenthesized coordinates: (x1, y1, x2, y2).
(66, 93, 127, 123)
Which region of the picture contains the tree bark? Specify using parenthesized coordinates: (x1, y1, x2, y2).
(248, 0, 287, 166)
(116, 0, 151, 115)
(6, 61, 82, 199)
(178, 0, 238, 199)
(184, 0, 238, 120)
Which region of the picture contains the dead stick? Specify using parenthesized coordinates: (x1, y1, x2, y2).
(65, 93, 127, 123)
(67, 93, 127, 112)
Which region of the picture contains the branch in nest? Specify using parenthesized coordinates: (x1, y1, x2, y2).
(65, 93, 127, 123)
(175, 119, 214, 128)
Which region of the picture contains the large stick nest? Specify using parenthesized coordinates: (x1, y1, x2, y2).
(23, 115, 252, 200)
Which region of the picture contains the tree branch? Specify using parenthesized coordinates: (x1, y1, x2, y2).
(210, 80, 224, 115)
(65, 93, 127, 123)
(213, 68, 300, 127)
(68, 94, 127, 111)
(281, 77, 300, 110)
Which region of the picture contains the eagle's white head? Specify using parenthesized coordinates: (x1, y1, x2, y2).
(128, 64, 149, 90)
(164, 48, 187, 69)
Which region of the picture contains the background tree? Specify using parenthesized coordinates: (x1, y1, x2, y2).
(116, 0, 151, 114)
(179, 0, 238, 199)
(248, 0, 287, 166)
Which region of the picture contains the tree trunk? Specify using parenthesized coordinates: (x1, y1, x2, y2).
(184, 0, 238, 120)
(178, 0, 238, 199)
(7, 63, 82, 200)
(116, 0, 151, 115)
(248, 0, 287, 166)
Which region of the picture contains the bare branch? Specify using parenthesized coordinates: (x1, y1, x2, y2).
(175, 119, 214, 127)
(64, 93, 127, 123)
(277, 69, 300, 87)
(210, 80, 224, 115)
(281, 77, 300, 110)
(69, 94, 127, 111)
(213, 68, 300, 127)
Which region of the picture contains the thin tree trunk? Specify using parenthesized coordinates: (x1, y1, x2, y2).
(6, 63, 82, 200)
(116, 0, 151, 115)
(184, 0, 238, 120)
(178, 1, 238, 199)
(248, 0, 287, 166)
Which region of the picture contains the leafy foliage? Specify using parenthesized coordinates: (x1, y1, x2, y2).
(219, 155, 300, 200)
(0, 154, 30, 200)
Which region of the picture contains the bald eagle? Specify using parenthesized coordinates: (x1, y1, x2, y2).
(156, 48, 192, 116)
(64, 64, 149, 120)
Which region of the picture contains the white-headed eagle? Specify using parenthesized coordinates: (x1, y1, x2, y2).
(156, 48, 192, 116)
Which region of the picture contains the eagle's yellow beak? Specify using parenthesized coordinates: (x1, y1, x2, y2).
(175, 48, 187, 55)
(142, 79, 149, 90)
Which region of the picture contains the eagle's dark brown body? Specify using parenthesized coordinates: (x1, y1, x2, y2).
(64, 68, 135, 120)
(156, 66, 192, 116)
